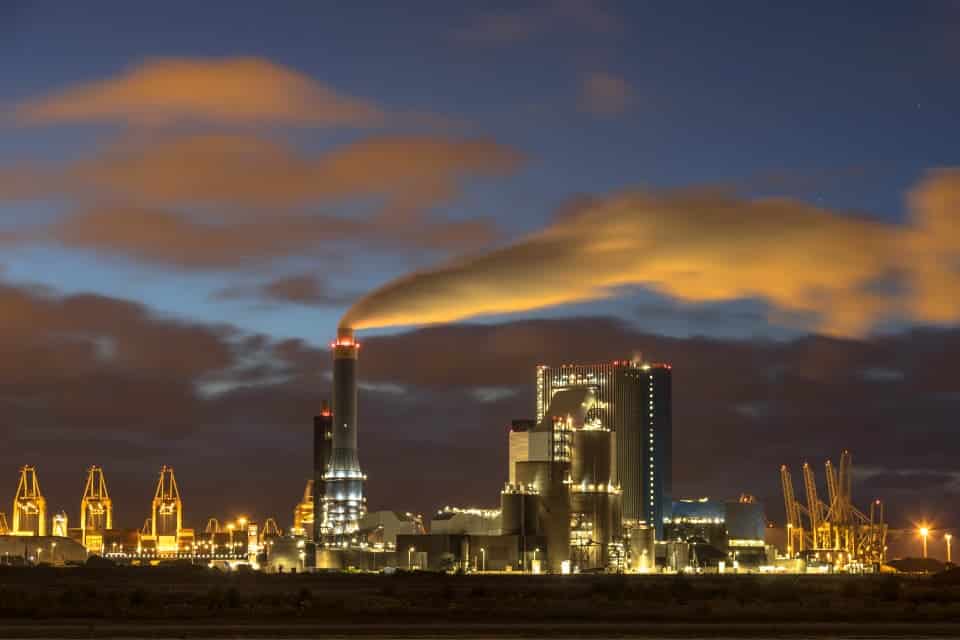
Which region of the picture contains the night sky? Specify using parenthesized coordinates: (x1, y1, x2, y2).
(1, 1, 959, 542)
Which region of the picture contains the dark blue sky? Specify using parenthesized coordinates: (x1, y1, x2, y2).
(2, 0, 958, 341)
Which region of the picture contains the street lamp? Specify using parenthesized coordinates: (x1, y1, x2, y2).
(51, 542, 57, 566)
(919, 526, 930, 559)
(480, 547, 486, 573)
(946, 533, 953, 564)
(408, 546, 415, 569)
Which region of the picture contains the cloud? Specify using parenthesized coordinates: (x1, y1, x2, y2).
(0, 279, 250, 436)
(12, 57, 384, 127)
(0, 133, 522, 267)
(455, 0, 619, 44)
(42, 205, 497, 269)
(342, 171, 960, 337)
(579, 71, 633, 116)
(215, 274, 357, 307)
(1, 133, 523, 208)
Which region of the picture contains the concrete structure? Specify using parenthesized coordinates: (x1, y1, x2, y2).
(569, 426, 622, 570)
(508, 419, 550, 484)
(326, 327, 366, 537)
(536, 359, 672, 537)
(430, 507, 501, 536)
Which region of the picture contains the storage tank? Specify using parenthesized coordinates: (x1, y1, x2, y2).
(628, 523, 656, 571)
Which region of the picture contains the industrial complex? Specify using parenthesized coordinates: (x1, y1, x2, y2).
(0, 326, 938, 574)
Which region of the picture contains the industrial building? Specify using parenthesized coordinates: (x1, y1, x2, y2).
(536, 358, 672, 537)
(664, 495, 770, 569)
(358, 510, 425, 546)
(431, 507, 501, 536)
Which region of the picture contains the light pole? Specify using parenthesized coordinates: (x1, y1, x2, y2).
(946, 534, 953, 564)
(787, 523, 793, 557)
(51, 542, 57, 566)
(920, 527, 929, 559)
(408, 546, 415, 569)
(480, 547, 486, 573)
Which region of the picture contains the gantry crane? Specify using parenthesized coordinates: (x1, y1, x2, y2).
(205, 518, 221, 537)
(260, 517, 281, 542)
(51, 512, 69, 537)
(12, 466, 46, 536)
(292, 479, 315, 537)
(151, 466, 183, 553)
(80, 466, 113, 553)
(780, 451, 887, 569)
(0, 512, 8, 535)
(780, 465, 805, 555)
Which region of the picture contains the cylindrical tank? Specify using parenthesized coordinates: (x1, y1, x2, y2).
(571, 429, 613, 489)
(500, 490, 541, 536)
(628, 524, 655, 571)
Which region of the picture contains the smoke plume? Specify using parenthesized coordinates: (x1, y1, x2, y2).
(341, 171, 960, 336)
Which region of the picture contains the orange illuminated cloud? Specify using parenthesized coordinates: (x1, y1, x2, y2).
(47, 206, 498, 269)
(0, 132, 522, 267)
(14, 57, 384, 127)
(70, 133, 524, 208)
(342, 172, 960, 336)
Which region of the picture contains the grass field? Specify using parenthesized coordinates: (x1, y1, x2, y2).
(2, 566, 960, 636)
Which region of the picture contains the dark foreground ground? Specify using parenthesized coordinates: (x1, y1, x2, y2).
(3, 567, 960, 637)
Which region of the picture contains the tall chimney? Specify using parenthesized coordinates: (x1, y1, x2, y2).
(326, 327, 366, 538)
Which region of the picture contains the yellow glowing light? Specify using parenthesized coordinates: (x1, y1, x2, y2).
(920, 527, 929, 537)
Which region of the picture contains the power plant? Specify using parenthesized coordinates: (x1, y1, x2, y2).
(1, 326, 909, 575)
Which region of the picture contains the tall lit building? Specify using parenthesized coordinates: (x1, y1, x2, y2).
(536, 359, 672, 538)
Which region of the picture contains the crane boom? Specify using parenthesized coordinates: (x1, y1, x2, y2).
(802, 463, 821, 531)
